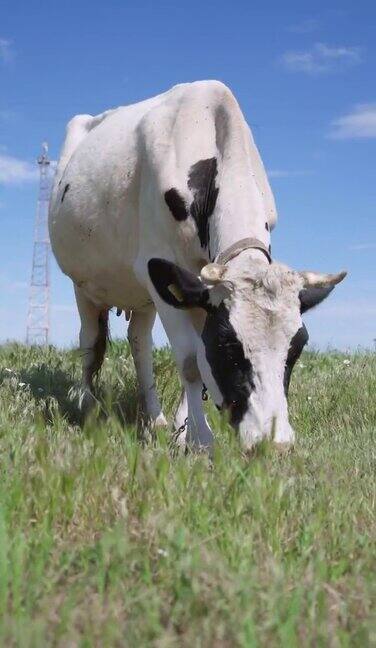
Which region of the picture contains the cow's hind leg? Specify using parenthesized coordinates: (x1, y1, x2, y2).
(74, 285, 108, 417)
(128, 304, 167, 428)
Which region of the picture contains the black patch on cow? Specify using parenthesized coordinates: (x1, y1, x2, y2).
(284, 324, 309, 396)
(268, 244, 272, 254)
(148, 258, 210, 309)
(61, 183, 70, 203)
(265, 222, 269, 231)
(202, 303, 254, 426)
(188, 157, 219, 254)
(299, 286, 334, 314)
(164, 188, 188, 221)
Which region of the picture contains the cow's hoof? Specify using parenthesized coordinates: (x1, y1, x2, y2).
(274, 441, 294, 455)
(139, 412, 167, 433)
(184, 442, 214, 460)
(172, 429, 187, 449)
(242, 446, 256, 460)
(78, 389, 97, 418)
(153, 412, 168, 428)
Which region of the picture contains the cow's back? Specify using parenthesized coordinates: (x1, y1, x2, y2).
(49, 81, 276, 309)
(49, 87, 185, 307)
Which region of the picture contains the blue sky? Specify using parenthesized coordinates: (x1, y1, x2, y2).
(1, 0, 375, 349)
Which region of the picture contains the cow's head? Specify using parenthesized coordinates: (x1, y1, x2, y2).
(148, 257, 346, 448)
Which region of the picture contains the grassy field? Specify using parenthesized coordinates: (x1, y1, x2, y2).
(0, 342, 375, 647)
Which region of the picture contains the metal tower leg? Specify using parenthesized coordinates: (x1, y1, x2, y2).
(26, 143, 53, 346)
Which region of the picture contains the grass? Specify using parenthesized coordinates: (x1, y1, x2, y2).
(0, 341, 375, 647)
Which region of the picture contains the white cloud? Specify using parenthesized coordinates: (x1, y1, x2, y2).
(11, 280, 28, 290)
(313, 298, 376, 318)
(288, 18, 319, 34)
(52, 304, 77, 314)
(280, 42, 361, 74)
(305, 296, 376, 350)
(268, 169, 311, 179)
(348, 243, 376, 251)
(329, 104, 376, 140)
(0, 153, 38, 185)
(0, 274, 28, 297)
(0, 38, 14, 63)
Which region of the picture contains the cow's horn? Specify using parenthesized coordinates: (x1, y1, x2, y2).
(200, 263, 227, 284)
(299, 270, 347, 288)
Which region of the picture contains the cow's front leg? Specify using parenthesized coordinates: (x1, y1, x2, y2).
(150, 299, 213, 451)
(173, 388, 188, 446)
(173, 375, 212, 451)
(183, 376, 213, 450)
(127, 304, 167, 428)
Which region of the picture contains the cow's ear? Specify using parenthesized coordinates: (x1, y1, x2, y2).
(299, 286, 334, 313)
(148, 258, 210, 309)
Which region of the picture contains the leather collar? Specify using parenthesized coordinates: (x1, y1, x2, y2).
(215, 237, 272, 265)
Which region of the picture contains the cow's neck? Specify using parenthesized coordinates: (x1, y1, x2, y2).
(208, 194, 271, 264)
(191, 101, 273, 266)
(207, 125, 272, 263)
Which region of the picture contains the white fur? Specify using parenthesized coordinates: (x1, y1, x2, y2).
(224, 258, 304, 447)
(49, 81, 297, 449)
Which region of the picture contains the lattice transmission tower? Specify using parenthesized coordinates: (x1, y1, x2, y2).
(26, 142, 54, 346)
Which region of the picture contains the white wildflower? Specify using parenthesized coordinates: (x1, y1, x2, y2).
(157, 548, 168, 557)
(343, 359, 351, 366)
(18, 382, 26, 388)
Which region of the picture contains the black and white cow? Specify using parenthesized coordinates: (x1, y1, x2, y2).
(49, 80, 346, 451)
